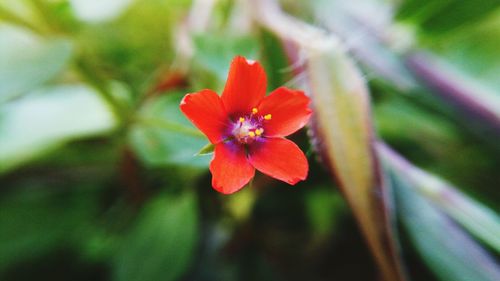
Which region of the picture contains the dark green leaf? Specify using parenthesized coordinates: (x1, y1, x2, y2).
(0, 185, 100, 273)
(114, 192, 199, 281)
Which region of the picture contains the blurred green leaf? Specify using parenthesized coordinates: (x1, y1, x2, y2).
(0, 24, 73, 103)
(0, 185, 100, 273)
(305, 188, 346, 240)
(69, 0, 135, 23)
(428, 13, 500, 91)
(396, 0, 500, 34)
(114, 192, 199, 281)
(258, 29, 291, 90)
(379, 143, 500, 253)
(129, 93, 209, 168)
(375, 96, 460, 158)
(0, 84, 116, 173)
(391, 170, 500, 281)
(193, 33, 259, 81)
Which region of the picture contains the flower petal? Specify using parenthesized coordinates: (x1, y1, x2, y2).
(248, 138, 308, 185)
(210, 141, 255, 194)
(257, 87, 312, 137)
(221, 56, 267, 117)
(180, 89, 229, 144)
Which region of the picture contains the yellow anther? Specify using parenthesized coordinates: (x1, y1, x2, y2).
(239, 117, 245, 123)
(264, 114, 272, 120)
(255, 128, 263, 136)
(252, 108, 258, 114)
(248, 131, 256, 137)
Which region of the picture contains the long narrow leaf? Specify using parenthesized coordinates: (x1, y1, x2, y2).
(378, 142, 500, 253)
(389, 167, 500, 281)
(249, 1, 408, 280)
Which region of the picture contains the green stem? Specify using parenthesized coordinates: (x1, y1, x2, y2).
(135, 116, 205, 138)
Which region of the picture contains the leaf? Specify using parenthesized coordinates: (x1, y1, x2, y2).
(396, 0, 499, 34)
(114, 192, 199, 281)
(304, 41, 407, 281)
(389, 168, 500, 281)
(378, 143, 500, 253)
(424, 14, 500, 91)
(305, 188, 346, 240)
(193, 33, 259, 81)
(0, 84, 117, 173)
(406, 52, 500, 139)
(195, 142, 214, 156)
(0, 185, 100, 273)
(129, 93, 210, 168)
(0, 25, 73, 103)
(248, 1, 406, 279)
(69, 0, 135, 23)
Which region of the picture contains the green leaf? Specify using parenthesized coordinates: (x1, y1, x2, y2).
(193, 33, 259, 81)
(0, 25, 73, 103)
(379, 143, 500, 253)
(114, 192, 199, 281)
(195, 142, 214, 156)
(390, 169, 500, 281)
(69, 0, 135, 23)
(427, 14, 500, 91)
(396, 0, 499, 34)
(0, 84, 117, 173)
(0, 185, 100, 273)
(129, 93, 209, 168)
(305, 188, 346, 240)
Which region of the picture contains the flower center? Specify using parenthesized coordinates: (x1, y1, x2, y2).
(232, 107, 271, 144)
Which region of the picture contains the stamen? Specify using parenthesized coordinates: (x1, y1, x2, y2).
(252, 108, 258, 114)
(248, 131, 256, 137)
(264, 114, 272, 120)
(239, 117, 245, 123)
(255, 128, 263, 136)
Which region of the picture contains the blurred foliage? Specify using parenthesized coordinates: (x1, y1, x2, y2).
(0, 0, 499, 281)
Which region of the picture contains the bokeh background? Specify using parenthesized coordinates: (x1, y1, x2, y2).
(0, 0, 499, 281)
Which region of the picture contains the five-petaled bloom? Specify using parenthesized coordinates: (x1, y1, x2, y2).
(180, 56, 312, 194)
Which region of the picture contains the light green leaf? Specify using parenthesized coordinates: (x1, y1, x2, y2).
(129, 93, 209, 168)
(0, 24, 73, 103)
(69, 0, 135, 23)
(114, 192, 199, 281)
(193, 34, 259, 81)
(390, 169, 500, 281)
(0, 84, 117, 173)
(379, 143, 500, 253)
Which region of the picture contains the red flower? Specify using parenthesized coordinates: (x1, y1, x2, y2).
(180, 56, 312, 194)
